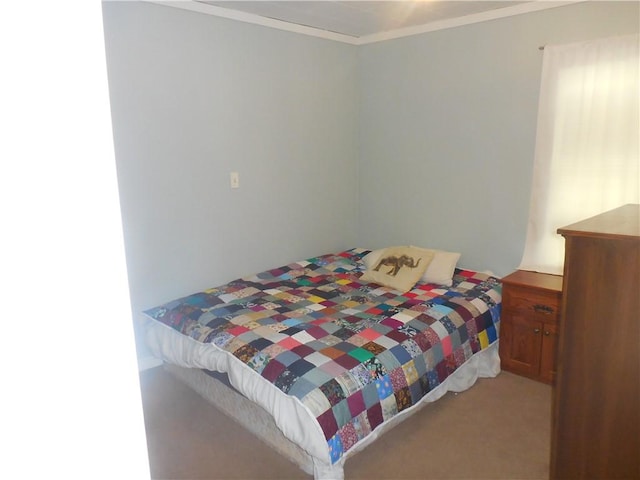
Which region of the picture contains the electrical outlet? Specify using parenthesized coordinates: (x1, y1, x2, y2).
(230, 171, 240, 189)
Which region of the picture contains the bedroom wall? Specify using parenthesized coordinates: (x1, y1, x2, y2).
(102, 2, 359, 366)
(104, 1, 638, 368)
(357, 1, 639, 276)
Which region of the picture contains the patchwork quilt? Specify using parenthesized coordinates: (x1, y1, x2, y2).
(144, 248, 501, 464)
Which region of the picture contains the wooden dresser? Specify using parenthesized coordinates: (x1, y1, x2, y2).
(550, 204, 640, 479)
(500, 270, 562, 384)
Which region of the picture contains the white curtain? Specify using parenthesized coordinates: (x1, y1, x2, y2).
(520, 34, 640, 275)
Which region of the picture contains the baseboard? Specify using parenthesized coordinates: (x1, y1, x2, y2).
(137, 355, 163, 372)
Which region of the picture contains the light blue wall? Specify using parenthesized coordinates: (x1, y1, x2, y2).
(102, 2, 359, 364)
(357, 1, 639, 276)
(103, 1, 638, 365)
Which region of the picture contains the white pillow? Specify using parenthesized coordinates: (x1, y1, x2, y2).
(421, 250, 460, 287)
(362, 248, 385, 269)
(416, 248, 461, 286)
(363, 246, 461, 287)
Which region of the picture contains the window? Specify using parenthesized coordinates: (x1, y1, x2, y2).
(520, 34, 639, 275)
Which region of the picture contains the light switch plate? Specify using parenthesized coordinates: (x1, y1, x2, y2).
(230, 171, 239, 188)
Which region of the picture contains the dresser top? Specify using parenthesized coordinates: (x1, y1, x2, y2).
(557, 204, 640, 240)
(501, 269, 563, 293)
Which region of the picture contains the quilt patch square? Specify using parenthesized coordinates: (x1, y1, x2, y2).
(321, 346, 346, 359)
(302, 367, 334, 387)
(347, 334, 369, 347)
(320, 361, 348, 377)
(375, 350, 401, 371)
(318, 408, 339, 441)
(361, 382, 380, 409)
(372, 335, 398, 350)
(274, 350, 301, 367)
(289, 359, 316, 377)
(366, 403, 383, 431)
(291, 343, 316, 358)
(394, 386, 413, 412)
(333, 354, 360, 370)
(361, 341, 386, 356)
(347, 390, 366, 417)
(332, 399, 352, 429)
(261, 359, 287, 382)
(305, 351, 331, 367)
(348, 347, 375, 363)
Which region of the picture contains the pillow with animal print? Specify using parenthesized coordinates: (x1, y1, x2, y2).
(363, 246, 461, 287)
(360, 246, 434, 293)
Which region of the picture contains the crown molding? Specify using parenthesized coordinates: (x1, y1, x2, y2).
(142, 0, 360, 44)
(142, 1, 587, 46)
(359, 1, 586, 45)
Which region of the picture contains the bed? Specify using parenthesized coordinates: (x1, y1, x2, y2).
(143, 247, 502, 479)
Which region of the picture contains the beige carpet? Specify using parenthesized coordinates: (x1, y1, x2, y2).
(139, 367, 551, 480)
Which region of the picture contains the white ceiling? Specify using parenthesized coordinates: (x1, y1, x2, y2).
(155, 1, 582, 44)
(202, 1, 531, 37)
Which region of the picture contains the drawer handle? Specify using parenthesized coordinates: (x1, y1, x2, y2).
(544, 330, 551, 336)
(533, 304, 554, 314)
(534, 328, 541, 334)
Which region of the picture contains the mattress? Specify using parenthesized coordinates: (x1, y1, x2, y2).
(144, 248, 502, 479)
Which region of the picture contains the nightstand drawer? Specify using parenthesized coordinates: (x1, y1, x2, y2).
(503, 285, 561, 322)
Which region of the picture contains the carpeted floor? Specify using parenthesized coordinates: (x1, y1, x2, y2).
(139, 366, 551, 480)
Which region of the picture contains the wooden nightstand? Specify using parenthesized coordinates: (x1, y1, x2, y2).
(499, 270, 563, 384)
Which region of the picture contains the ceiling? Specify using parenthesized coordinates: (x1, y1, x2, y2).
(201, 1, 525, 37)
(158, 1, 581, 44)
